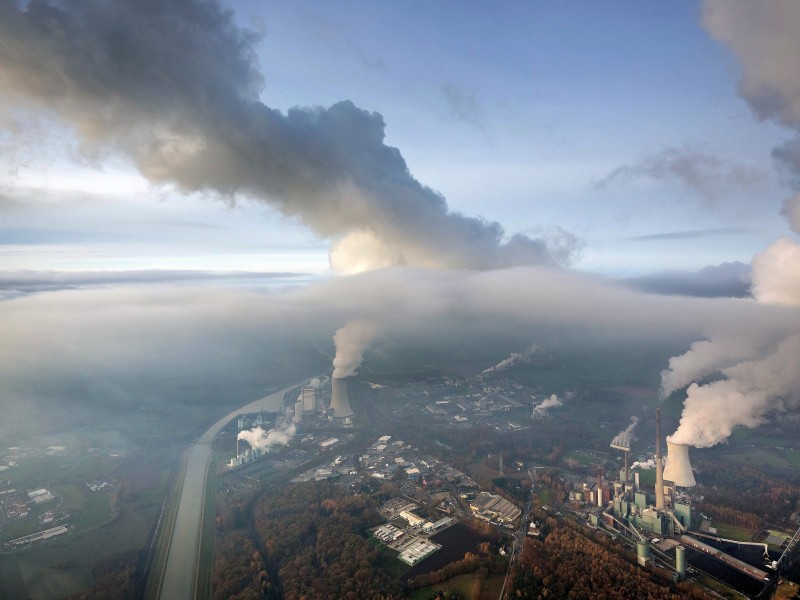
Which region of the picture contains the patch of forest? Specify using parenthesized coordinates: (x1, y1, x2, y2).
(254, 482, 403, 600)
(508, 523, 712, 600)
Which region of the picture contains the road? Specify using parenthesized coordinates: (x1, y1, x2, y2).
(156, 383, 299, 600)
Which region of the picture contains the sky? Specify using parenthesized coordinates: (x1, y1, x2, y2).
(1, 0, 800, 449)
(0, 0, 795, 277)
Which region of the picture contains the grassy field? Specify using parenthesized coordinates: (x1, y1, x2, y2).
(410, 573, 505, 600)
(565, 448, 609, 467)
(536, 488, 552, 505)
(712, 522, 757, 542)
(720, 446, 799, 476)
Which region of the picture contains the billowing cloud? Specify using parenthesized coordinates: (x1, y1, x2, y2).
(653, 1, 800, 448)
(702, 0, 800, 231)
(0, 0, 574, 272)
(595, 145, 764, 202)
(750, 238, 800, 306)
(702, 1, 800, 129)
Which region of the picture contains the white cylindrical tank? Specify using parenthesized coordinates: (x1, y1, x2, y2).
(330, 377, 353, 418)
(676, 545, 686, 580)
(663, 439, 696, 487)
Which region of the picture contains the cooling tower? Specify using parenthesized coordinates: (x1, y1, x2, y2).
(330, 377, 353, 418)
(663, 439, 696, 487)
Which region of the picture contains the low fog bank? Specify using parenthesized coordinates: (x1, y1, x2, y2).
(2, 265, 795, 440)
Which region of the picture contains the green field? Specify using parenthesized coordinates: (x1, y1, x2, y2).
(565, 449, 609, 467)
(536, 488, 552, 505)
(721, 446, 799, 475)
(410, 573, 505, 600)
(712, 522, 756, 542)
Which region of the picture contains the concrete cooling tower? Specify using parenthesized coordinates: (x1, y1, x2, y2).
(663, 439, 696, 487)
(330, 377, 353, 418)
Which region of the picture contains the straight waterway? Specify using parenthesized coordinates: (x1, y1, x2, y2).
(158, 383, 298, 599)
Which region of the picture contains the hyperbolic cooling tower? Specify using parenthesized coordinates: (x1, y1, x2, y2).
(330, 377, 353, 418)
(663, 439, 696, 487)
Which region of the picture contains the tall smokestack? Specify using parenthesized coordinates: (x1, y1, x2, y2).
(624, 450, 629, 483)
(655, 408, 665, 510)
(663, 438, 696, 487)
(597, 467, 603, 507)
(330, 377, 353, 418)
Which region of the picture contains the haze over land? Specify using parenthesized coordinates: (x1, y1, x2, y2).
(0, 0, 799, 450)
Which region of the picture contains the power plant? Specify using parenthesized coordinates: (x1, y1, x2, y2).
(595, 409, 783, 593)
(330, 376, 353, 419)
(604, 409, 695, 537)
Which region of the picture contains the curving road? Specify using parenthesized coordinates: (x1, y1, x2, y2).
(157, 383, 299, 599)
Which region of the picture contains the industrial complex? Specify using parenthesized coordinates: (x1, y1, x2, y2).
(216, 372, 800, 599)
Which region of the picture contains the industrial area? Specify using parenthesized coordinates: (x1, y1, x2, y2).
(223, 373, 800, 599)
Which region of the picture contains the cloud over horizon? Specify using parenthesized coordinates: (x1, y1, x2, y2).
(0, 0, 577, 273)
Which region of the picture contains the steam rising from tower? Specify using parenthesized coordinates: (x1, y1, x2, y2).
(663, 438, 697, 488)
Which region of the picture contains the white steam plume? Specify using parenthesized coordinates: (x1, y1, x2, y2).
(482, 344, 541, 373)
(657, 3, 800, 447)
(538, 394, 563, 410)
(670, 333, 800, 447)
(237, 411, 296, 451)
(751, 238, 800, 306)
(332, 320, 379, 379)
(611, 416, 639, 448)
(631, 459, 655, 470)
(663, 241, 800, 447)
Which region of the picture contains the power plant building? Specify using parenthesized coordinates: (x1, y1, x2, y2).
(294, 400, 303, 423)
(605, 411, 697, 540)
(302, 387, 316, 413)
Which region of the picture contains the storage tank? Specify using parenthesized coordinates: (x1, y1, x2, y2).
(330, 377, 353, 418)
(663, 438, 696, 487)
(676, 545, 686, 580)
(637, 541, 650, 566)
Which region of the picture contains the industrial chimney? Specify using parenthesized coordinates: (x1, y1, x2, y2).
(655, 408, 665, 510)
(330, 377, 353, 418)
(663, 438, 696, 487)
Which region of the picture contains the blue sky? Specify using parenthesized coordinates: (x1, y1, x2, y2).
(0, 0, 795, 276)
